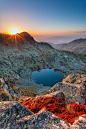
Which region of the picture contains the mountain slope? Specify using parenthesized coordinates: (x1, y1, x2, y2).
(0, 32, 86, 94)
(0, 32, 54, 49)
(53, 38, 86, 54)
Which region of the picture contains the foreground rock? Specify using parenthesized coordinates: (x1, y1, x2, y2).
(0, 101, 33, 128)
(62, 73, 86, 85)
(35, 90, 65, 99)
(0, 101, 86, 129)
(16, 109, 71, 129)
(46, 73, 86, 105)
(71, 115, 86, 129)
(47, 82, 85, 105)
(0, 101, 71, 129)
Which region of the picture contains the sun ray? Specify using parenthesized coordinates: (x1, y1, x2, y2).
(4, 31, 28, 49)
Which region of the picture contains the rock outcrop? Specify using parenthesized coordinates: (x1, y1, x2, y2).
(47, 73, 86, 105)
(62, 73, 86, 85)
(0, 101, 71, 129)
(0, 101, 33, 129)
(0, 75, 22, 101)
(16, 109, 71, 129)
(71, 115, 86, 129)
(0, 75, 40, 101)
(0, 99, 86, 128)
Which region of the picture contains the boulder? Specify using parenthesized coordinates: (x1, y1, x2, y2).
(0, 101, 33, 128)
(0, 101, 71, 129)
(71, 115, 86, 129)
(62, 73, 86, 85)
(0, 76, 22, 101)
(36, 90, 65, 100)
(47, 82, 85, 105)
(46, 73, 86, 105)
(16, 109, 71, 129)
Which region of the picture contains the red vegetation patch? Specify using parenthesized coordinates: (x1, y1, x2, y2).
(20, 96, 86, 124)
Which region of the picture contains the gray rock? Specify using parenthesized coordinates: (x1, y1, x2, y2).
(62, 73, 86, 85)
(0, 101, 33, 128)
(15, 109, 71, 129)
(47, 81, 85, 105)
(36, 90, 65, 100)
(71, 115, 86, 129)
(0, 77, 22, 101)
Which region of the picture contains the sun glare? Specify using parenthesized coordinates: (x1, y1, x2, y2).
(10, 28, 20, 35)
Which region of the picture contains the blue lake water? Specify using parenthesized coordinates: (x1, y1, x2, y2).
(61, 66, 67, 70)
(74, 63, 80, 67)
(31, 68, 63, 86)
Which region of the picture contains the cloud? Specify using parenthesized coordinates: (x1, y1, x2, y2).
(75, 31, 86, 33)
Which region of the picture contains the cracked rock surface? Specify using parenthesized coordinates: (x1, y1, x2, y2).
(0, 101, 86, 129)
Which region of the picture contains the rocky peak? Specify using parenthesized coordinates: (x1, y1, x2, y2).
(19, 32, 35, 44)
(0, 32, 36, 47)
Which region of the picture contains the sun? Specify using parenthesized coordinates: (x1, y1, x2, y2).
(10, 28, 20, 35)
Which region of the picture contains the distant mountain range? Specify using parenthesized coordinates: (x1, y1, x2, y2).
(49, 38, 86, 54)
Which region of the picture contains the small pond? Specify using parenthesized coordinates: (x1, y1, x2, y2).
(60, 66, 67, 70)
(31, 68, 63, 87)
(74, 63, 80, 67)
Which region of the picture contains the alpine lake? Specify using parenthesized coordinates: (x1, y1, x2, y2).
(31, 68, 64, 87)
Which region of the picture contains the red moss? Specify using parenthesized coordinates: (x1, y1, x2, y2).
(20, 96, 86, 124)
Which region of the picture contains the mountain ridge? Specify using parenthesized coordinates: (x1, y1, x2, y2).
(0, 32, 54, 49)
(50, 38, 86, 54)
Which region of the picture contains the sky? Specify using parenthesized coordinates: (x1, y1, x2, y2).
(0, 0, 86, 43)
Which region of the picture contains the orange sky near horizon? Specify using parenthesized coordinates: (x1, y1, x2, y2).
(0, 0, 86, 38)
(2, 27, 86, 37)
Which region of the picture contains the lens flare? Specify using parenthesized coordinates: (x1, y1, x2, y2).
(10, 28, 20, 35)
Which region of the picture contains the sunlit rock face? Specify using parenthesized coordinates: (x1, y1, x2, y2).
(0, 32, 36, 46)
(0, 32, 54, 48)
(62, 73, 86, 85)
(71, 115, 86, 129)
